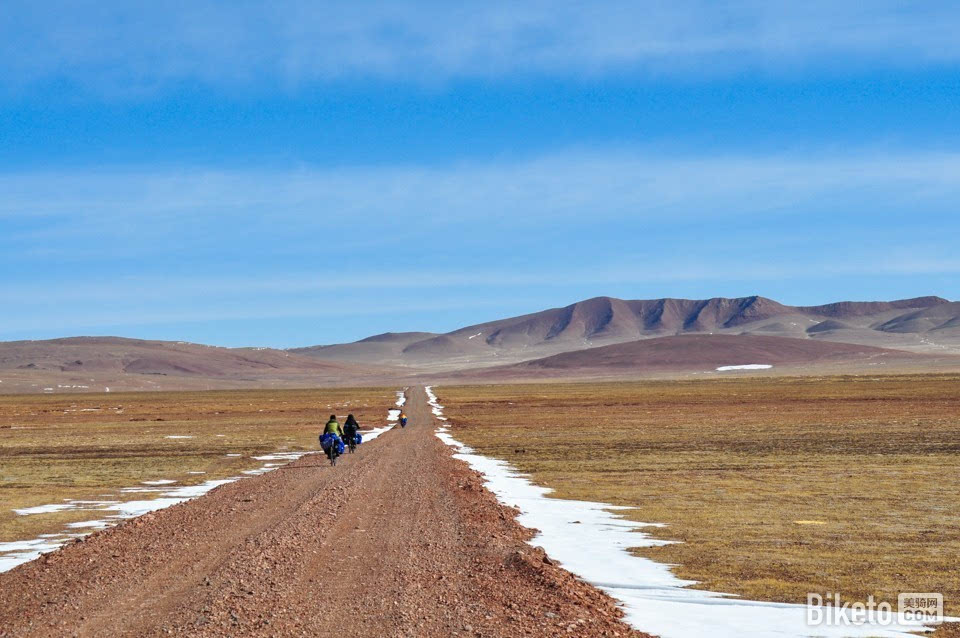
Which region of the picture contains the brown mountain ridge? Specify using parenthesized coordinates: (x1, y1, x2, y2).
(0, 337, 398, 393)
(293, 295, 958, 371)
(3, 295, 958, 392)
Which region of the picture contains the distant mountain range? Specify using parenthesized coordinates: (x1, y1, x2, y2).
(2, 295, 958, 392)
(0, 337, 395, 393)
(292, 295, 960, 371)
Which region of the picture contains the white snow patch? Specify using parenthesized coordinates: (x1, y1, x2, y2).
(110, 479, 237, 518)
(431, 388, 944, 638)
(360, 424, 393, 440)
(161, 479, 237, 499)
(0, 538, 64, 553)
(65, 500, 117, 506)
(65, 520, 111, 530)
(716, 364, 773, 372)
(2, 447, 315, 573)
(356, 395, 404, 440)
(13, 503, 76, 516)
(467, 332, 483, 340)
(425, 385, 448, 421)
(164, 435, 194, 439)
(0, 538, 67, 572)
(252, 452, 306, 462)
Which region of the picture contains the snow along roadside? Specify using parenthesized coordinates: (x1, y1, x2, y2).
(1, 391, 406, 573)
(426, 385, 947, 638)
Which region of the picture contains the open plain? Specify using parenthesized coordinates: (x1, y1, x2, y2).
(0, 387, 393, 547)
(439, 374, 960, 620)
(0, 388, 644, 637)
(1, 376, 958, 636)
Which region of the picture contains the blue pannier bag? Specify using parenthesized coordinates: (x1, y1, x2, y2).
(354, 433, 363, 445)
(320, 432, 337, 451)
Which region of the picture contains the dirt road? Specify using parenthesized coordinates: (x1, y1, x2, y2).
(0, 387, 647, 638)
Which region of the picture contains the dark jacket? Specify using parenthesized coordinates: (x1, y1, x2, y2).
(343, 415, 359, 436)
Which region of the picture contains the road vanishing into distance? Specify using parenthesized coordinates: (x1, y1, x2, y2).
(0, 388, 646, 638)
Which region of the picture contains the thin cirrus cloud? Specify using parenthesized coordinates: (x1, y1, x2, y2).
(1, 1, 960, 94)
(3, 148, 958, 344)
(2, 149, 959, 214)
(4, 258, 960, 308)
(2, 149, 959, 230)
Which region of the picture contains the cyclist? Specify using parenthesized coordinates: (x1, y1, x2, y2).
(322, 414, 344, 461)
(343, 414, 360, 451)
(399, 411, 408, 428)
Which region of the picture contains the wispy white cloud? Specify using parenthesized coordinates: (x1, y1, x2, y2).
(3, 148, 958, 341)
(1, 1, 959, 94)
(3, 255, 959, 307)
(2, 149, 959, 232)
(0, 269, 759, 308)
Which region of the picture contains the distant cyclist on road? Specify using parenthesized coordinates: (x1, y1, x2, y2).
(399, 411, 408, 428)
(321, 414, 344, 462)
(343, 414, 360, 448)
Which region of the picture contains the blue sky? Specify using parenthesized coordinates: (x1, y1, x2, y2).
(2, 1, 959, 347)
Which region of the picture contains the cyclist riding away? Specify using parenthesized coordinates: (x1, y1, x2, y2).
(343, 414, 360, 452)
(324, 414, 343, 438)
(321, 414, 344, 462)
(399, 411, 408, 428)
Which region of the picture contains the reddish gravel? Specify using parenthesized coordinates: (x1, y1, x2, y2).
(0, 387, 650, 638)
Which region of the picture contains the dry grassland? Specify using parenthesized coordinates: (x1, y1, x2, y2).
(439, 375, 960, 617)
(0, 387, 394, 542)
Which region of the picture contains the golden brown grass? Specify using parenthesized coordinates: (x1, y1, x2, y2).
(0, 387, 395, 542)
(439, 374, 960, 618)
